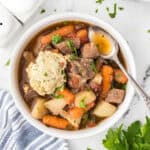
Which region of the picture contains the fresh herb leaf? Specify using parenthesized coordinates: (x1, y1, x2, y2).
(40, 9, 46, 14)
(69, 54, 78, 60)
(122, 84, 127, 90)
(96, 0, 104, 4)
(118, 7, 124, 11)
(124, 121, 142, 148)
(5, 59, 10, 66)
(87, 148, 92, 150)
(103, 125, 129, 150)
(90, 61, 97, 73)
(67, 40, 78, 57)
(106, 7, 109, 12)
(55, 85, 65, 93)
(52, 35, 63, 44)
(147, 29, 150, 33)
(95, 8, 99, 13)
(106, 3, 117, 19)
(103, 117, 150, 150)
(44, 72, 48, 76)
(79, 97, 86, 108)
(142, 117, 150, 143)
(53, 94, 64, 99)
(63, 21, 69, 25)
(67, 39, 73, 49)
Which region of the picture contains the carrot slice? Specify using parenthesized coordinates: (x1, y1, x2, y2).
(40, 25, 75, 44)
(58, 88, 75, 104)
(76, 29, 88, 44)
(114, 69, 128, 84)
(69, 107, 85, 119)
(101, 65, 113, 98)
(42, 115, 69, 129)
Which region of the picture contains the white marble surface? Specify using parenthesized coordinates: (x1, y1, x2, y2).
(1, 0, 150, 149)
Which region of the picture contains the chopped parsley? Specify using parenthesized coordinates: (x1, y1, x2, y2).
(79, 97, 86, 108)
(44, 72, 48, 77)
(147, 29, 150, 33)
(52, 35, 63, 44)
(5, 59, 10, 66)
(63, 21, 69, 25)
(67, 40, 78, 57)
(95, 8, 99, 13)
(40, 9, 46, 14)
(106, 3, 117, 19)
(90, 61, 97, 73)
(87, 148, 92, 150)
(96, 0, 104, 4)
(55, 85, 65, 93)
(106, 7, 109, 12)
(53, 94, 64, 99)
(69, 54, 78, 60)
(122, 84, 127, 90)
(118, 7, 124, 11)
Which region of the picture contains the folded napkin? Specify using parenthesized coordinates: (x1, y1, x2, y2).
(0, 90, 68, 150)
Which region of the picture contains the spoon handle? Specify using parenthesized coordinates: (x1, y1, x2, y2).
(113, 55, 150, 109)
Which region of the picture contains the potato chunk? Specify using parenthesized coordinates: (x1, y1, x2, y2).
(45, 98, 67, 115)
(31, 98, 48, 119)
(91, 73, 102, 85)
(75, 91, 96, 107)
(93, 101, 116, 117)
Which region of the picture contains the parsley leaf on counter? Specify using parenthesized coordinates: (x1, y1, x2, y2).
(106, 4, 124, 19)
(103, 117, 150, 150)
(147, 29, 150, 33)
(95, 8, 99, 13)
(118, 7, 124, 11)
(5, 59, 10, 66)
(106, 3, 117, 19)
(40, 9, 46, 14)
(87, 148, 92, 150)
(96, 0, 104, 4)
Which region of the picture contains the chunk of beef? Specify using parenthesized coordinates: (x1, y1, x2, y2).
(81, 43, 100, 58)
(23, 84, 38, 101)
(67, 58, 95, 91)
(68, 74, 87, 91)
(54, 38, 80, 54)
(105, 88, 125, 104)
(68, 58, 95, 80)
(80, 58, 95, 79)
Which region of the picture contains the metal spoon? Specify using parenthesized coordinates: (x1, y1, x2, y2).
(89, 27, 150, 109)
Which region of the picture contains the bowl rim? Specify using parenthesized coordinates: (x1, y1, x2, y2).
(10, 12, 136, 139)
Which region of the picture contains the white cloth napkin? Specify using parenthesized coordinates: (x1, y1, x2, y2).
(0, 90, 68, 150)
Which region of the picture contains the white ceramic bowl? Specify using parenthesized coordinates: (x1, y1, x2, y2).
(10, 13, 136, 139)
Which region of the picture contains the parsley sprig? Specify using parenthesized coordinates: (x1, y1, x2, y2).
(52, 35, 63, 44)
(103, 116, 150, 150)
(79, 97, 87, 108)
(67, 39, 78, 60)
(96, 0, 104, 4)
